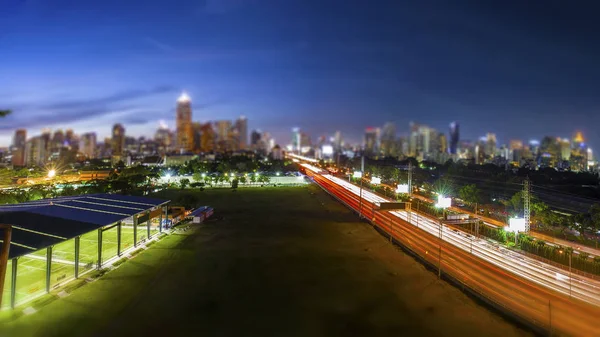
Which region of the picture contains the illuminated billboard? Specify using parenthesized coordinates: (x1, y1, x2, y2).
(353, 171, 362, 178)
(507, 218, 526, 233)
(396, 184, 409, 194)
(436, 196, 451, 208)
(371, 177, 381, 184)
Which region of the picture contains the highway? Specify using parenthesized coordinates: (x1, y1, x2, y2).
(300, 162, 600, 336)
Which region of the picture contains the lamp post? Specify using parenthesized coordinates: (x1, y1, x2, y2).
(357, 156, 365, 219)
(435, 196, 451, 279)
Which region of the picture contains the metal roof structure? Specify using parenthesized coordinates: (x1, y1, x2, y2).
(0, 194, 169, 259)
(188, 206, 213, 217)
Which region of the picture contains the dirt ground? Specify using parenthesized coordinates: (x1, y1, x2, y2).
(1, 186, 534, 337)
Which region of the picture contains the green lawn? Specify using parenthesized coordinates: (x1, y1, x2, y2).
(0, 186, 531, 337)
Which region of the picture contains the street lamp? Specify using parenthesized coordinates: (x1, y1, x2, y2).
(435, 195, 451, 279)
(47, 169, 56, 178)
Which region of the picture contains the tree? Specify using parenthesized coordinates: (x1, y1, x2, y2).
(0, 110, 11, 117)
(179, 178, 190, 189)
(459, 184, 481, 205)
(192, 172, 203, 182)
(231, 179, 239, 189)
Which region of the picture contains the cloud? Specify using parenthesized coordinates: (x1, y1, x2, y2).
(41, 85, 177, 110)
(144, 37, 176, 53)
(1, 86, 177, 131)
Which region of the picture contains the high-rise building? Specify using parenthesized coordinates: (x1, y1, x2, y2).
(571, 131, 587, 171)
(380, 122, 397, 157)
(235, 116, 248, 150)
(437, 133, 448, 154)
(155, 127, 173, 154)
(24, 136, 48, 167)
(333, 131, 342, 151)
(79, 133, 97, 158)
(12, 129, 27, 148)
(364, 127, 378, 156)
(11, 129, 27, 167)
(509, 140, 523, 150)
(559, 138, 571, 160)
(291, 127, 301, 153)
(111, 123, 125, 159)
(448, 122, 459, 154)
(199, 123, 216, 152)
(176, 92, 193, 153)
(485, 133, 497, 158)
(250, 130, 261, 148)
(214, 120, 232, 152)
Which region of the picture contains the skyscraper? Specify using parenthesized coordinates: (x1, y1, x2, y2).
(112, 124, 125, 159)
(215, 120, 232, 151)
(235, 116, 248, 150)
(24, 136, 47, 167)
(364, 127, 378, 155)
(176, 92, 193, 153)
(380, 122, 397, 157)
(291, 127, 301, 153)
(448, 122, 459, 154)
(11, 129, 27, 167)
(80, 132, 97, 158)
(485, 133, 497, 157)
(12, 129, 27, 148)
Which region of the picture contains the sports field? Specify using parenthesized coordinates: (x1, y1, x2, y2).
(3, 223, 159, 308)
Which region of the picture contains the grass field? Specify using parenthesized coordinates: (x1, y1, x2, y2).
(1, 186, 531, 337)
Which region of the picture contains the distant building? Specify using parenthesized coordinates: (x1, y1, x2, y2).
(448, 122, 459, 155)
(199, 123, 216, 152)
(11, 129, 27, 167)
(235, 116, 248, 150)
(291, 127, 301, 153)
(271, 144, 283, 160)
(24, 136, 48, 167)
(111, 124, 125, 163)
(485, 133, 497, 158)
(215, 120, 232, 152)
(176, 92, 193, 153)
(155, 127, 173, 154)
(380, 122, 397, 157)
(79, 132, 97, 158)
(364, 127, 378, 156)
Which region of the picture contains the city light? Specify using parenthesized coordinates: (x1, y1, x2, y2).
(276, 172, 280, 176)
(436, 195, 451, 208)
(322, 145, 333, 155)
(396, 184, 409, 194)
(507, 218, 526, 233)
(201, 173, 206, 178)
(47, 169, 56, 178)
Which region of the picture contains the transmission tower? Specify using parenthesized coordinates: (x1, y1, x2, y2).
(408, 161, 413, 197)
(523, 177, 531, 233)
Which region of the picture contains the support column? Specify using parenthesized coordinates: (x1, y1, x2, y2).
(97, 229, 103, 270)
(133, 215, 138, 247)
(74, 236, 80, 279)
(146, 212, 151, 239)
(158, 209, 163, 233)
(11, 258, 17, 309)
(117, 222, 122, 256)
(46, 246, 52, 293)
(0, 225, 12, 309)
(163, 206, 168, 231)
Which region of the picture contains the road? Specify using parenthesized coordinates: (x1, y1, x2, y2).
(301, 162, 600, 336)
(352, 173, 600, 257)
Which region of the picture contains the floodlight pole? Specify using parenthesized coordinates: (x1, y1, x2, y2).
(438, 208, 447, 279)
(358, 155, 364, 219)
(0, 224, 12, 309)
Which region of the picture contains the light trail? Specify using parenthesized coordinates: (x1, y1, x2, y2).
(314, 172, 600, 306)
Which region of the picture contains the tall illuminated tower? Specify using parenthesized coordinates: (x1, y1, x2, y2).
(176, 92, 193, 152)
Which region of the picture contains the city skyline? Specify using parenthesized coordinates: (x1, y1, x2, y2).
(2, 1, 600, 150)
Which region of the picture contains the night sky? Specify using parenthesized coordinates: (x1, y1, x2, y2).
(1, 0, 599, 150)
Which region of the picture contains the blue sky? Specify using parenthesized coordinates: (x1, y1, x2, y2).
(1, 0, 600, 150)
